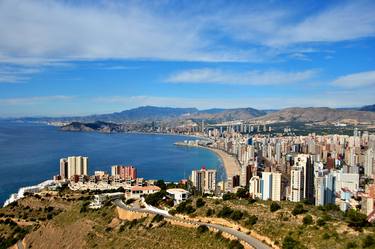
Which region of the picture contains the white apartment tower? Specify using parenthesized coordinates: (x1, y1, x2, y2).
(66, 156, 88, 178)
(290, 166, 304, 202)
(191, 167, 216, 193)
(271, 172, 282, 201)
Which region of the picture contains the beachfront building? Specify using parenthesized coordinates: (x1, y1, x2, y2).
(167, 188, 190, 204)
(191, 167, 217, 194)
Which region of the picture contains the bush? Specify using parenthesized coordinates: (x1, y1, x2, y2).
(168, 209, 177, 216)
(292, 204, 306, 216)
(322, 233, 330, 240)
(235, 188, 248, 198)
(345, 209, 368, 228)
(145, 191, 167, 207)
(175, 200, 196, 214)
(346, 241, 357, 249)
(230, 210, 244, 221)
(302, 215, 313, 225)
(228, 240, 244, 249)
(152, 214, 164, 223)
(196, 198, 205, 208)
(125, 198, 136, 205)
(362, 235, 375, 248)
(282, 235, 304, 249)
(248, 198, 257, 204)
(316, 218, 326, 226)
(217, 206, 233, 218)
(245, 215, 258, 226)
(155, 180, 167, 190)
(223, 193, 235, 201)
(197, 225, 208, 233)
(206, 208, 214, 217)
(270, 202, 281, 212)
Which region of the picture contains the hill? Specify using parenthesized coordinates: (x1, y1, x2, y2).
(360, 104, 375, 112)
(252, 107, 375, 124)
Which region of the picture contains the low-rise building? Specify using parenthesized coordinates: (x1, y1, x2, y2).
(125, 185, 161, 199)
(166, 188, 190, 204)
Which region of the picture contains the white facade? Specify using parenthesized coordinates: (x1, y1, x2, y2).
(261, 172, 272, 201)
(271, 172, 282, 201)
(191, 168, 216, 193)
(249, 176, 261, 199)
(167, 188, 190, 204)
(67, 156, 88, 178)
(290, 166, 304, 202)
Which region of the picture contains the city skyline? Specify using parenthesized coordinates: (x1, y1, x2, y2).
(0, 0, 375, 116)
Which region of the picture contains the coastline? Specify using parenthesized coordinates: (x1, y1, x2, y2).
(199, 146, 241, 182)
(176, 142, 241, 184)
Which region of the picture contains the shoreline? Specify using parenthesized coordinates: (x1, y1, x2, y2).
(176, 142, 241, 184)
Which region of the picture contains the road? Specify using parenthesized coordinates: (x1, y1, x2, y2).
(113, 199, 271, 249)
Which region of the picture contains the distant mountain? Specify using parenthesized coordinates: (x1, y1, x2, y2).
(191, 107, 267, 122)
(359, 104, 375, 112)
(253, 107, 375, 124)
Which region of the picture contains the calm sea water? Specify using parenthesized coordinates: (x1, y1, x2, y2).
(0, 121, 224, 205)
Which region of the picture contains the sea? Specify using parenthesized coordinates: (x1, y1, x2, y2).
(0, 121, 224, 206)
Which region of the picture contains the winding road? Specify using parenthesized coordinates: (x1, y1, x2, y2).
(113, 199, 271, 249)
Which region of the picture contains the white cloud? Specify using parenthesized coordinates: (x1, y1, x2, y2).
(0, 66, 42, 83)
(332, 70, 375, 88)
(165, 68, 317, 85)
(0, 96, 73, 105)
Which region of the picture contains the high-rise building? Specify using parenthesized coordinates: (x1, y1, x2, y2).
(191, 167, 216, 193)
(59, 158, 68, 179)
(249, 176, 261, 199)
(61, 156, 88, 179)
(260, 172, 272, 200)
(290, 166, 304, 202)
(111, 165, 137, 180)
(315, 173, 336, 206)
(271, 172, 282, 201)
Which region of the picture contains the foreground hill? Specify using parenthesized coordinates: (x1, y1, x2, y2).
(252, 107, 375, 124)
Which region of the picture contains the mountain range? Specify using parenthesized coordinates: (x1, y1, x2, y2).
(11, 104, 375, 124)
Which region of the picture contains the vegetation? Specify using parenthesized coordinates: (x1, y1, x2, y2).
(302, 214, 313, 225)
(282, 235, 305, 249)
(270, 202, 281, 212)
(292, 203, 306, 216)
(144, 190, 167, 207)
(196, 198, 205, 208)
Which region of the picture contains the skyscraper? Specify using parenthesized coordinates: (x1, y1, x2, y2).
(66, 156, 88, 179)
(59, 158, 68, 179)
(290, 166, 304, 202)
(271, 172, 282, 201)
(191, 167, 216, 193)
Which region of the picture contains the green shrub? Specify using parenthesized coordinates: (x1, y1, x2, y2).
(302, 214, 313, 225)
(217, 206, 233, 218)
(345, 209, 368, 228)
(322, 233, 330, 240)
(282, 235, 304, 249)
(316, 218, 326, 226)
(196, 198, 205, 208)
(228, 239, 244, 249)
(270, 202, 281, 212)
(145, 191, 167, 206)
(235, 188, 248, 198)
(152, 214, 164, 223)
(245, 215, 258, 226)
(223, 193, 235, 201)
(125, 198, 136, 205)
(230, 210, 244, 221)
(292, 204, 306, 216)
(206, 208, 214, 217)
(362, 235, 375, 248)
(197, 225, 208, 233)
(345, 241, 357, 249)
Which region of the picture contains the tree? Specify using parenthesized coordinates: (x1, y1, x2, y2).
(217, 206, 233, 218)
(236, 188, 248, 198)
(228, 240, 244, 249)
(316, 218, 326, 226)
(155, 180, 167, 190)
(270, 202, 281, 212)
(145, 191, 167, 206)
(230, 210, 244, 221)
(302, 214, 313, 225)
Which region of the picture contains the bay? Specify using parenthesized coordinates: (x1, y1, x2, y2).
(0, 121, 224, 205)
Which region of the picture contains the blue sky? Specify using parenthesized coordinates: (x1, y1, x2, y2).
(0, 0, 374, 117)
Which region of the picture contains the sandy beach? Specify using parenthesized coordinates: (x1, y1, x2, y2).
(200, 146, 241, 181)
